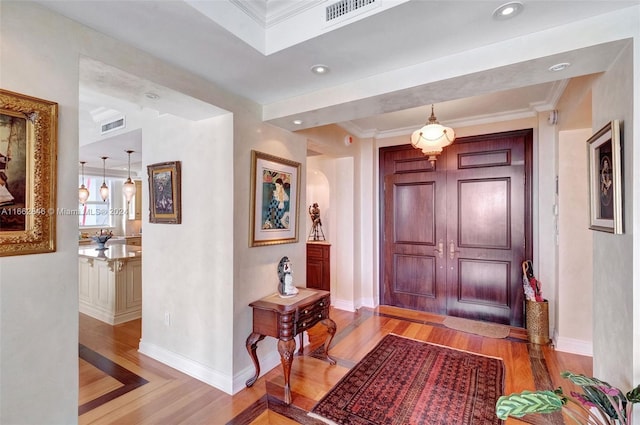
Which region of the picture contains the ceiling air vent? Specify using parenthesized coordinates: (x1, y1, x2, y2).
(326, 0, 376, 22)
(101, 116, 125, 135)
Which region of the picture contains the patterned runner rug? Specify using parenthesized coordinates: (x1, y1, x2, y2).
(309, 334, 504, 425)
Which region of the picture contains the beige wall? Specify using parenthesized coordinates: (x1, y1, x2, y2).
(553, 76, 595, 354)
(557, 129, 593, 351)
(592, 41, 636, 391)
(231, 117, 308, 387)
(138, 112, 236, 390)
(1, 3, 80, 423)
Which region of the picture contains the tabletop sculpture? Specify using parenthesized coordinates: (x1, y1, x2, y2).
(308, 202, 326, 241)
(277, 256, 298, 298)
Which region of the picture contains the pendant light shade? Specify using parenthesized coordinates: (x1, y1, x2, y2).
(79, 161, 90, 205)
(123, 150, 136, 203)
(100, 156, 109, 201)
(410, 104, 455, 165)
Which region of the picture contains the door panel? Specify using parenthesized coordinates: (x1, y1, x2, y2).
(457, 259, 510, 307)
(381, 148, 447, 314)
(394, 254, 437, 297)
(394, 183, 436, 244)
(380, 130, 532, 326)
(458, 178, 510, 248)
(444, 132, 526, 325)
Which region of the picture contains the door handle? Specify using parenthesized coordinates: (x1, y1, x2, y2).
(449, 240, 460, 260)
(433, 239, 444, 258)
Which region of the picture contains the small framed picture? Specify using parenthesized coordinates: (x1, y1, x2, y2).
(587, 120, 623, 234)
(147, 161, 181, 224)
(249, 150, 300, 247)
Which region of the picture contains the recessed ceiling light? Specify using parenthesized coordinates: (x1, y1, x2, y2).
(310, 64, 330, 75)
(548, 62, 571, 72)
(492, 1, 524, 20)
(293, 119, 303, 125)
(144, 92, 159, 100)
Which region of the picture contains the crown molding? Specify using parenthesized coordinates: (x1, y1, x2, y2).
(339, 108, 539, 140)
(228, 0, 323, 28)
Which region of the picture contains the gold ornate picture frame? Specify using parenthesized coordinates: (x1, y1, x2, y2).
(0, 89, 57, 256)
(147, 161, 181, 224)
(587, 120, 623, 234)
(249, 150, 300, 247)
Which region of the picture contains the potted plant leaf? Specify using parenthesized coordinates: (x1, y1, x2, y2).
(496, 371, 640, 425)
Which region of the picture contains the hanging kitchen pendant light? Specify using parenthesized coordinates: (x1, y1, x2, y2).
(122, 150, 136, 203)
(410, 104, 456, 166)
(79, 161, 90, 205)
(99, 156, 109, 201)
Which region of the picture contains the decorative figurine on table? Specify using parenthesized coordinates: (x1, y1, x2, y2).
(308, 202, 326, 241)
(277, 256, 298, 298)
(91, 229, 113, 250)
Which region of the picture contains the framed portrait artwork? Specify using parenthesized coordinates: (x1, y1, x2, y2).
(147, 161, 181, 224)
(249, 150, 300, 247)
(0, 89, 57, 256)
(587, 120, 623, 234)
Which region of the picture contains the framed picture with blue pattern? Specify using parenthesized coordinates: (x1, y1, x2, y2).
(250, 150, 300, 247)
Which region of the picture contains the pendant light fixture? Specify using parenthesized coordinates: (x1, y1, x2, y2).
(410, 104, 456, 166)
(122, 150, 136, 203)
(99, 156, 109, 201)
(79, 161, 90, 205)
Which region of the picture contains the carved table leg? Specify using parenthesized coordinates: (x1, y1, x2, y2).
(245, 332, 265, 387)
(320, 318, 337, 365)
(297, 332, 304, 355)
(277, 338, 297, 405)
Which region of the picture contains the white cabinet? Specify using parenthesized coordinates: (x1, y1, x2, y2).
(125, 236, 142, 246)
(78, 253, 142, 325)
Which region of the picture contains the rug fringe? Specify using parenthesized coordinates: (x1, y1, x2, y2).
(307, 411, 340, 425)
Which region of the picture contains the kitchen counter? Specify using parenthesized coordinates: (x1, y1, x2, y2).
(79, 235, 142, 246)
(78, 245, 142, 325)
(78, 244, 142, 260)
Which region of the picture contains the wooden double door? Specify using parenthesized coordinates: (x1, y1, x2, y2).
(380, 130, 532, 326)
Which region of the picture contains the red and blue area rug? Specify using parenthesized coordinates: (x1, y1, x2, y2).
(309, 334, 504, 425)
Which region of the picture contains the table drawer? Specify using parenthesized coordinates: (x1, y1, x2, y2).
(294, 296, 330, 334)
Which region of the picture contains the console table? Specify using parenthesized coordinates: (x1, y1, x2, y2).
(245, 288, 336, 404)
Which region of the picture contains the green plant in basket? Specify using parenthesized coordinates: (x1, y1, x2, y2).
(496, 371, 640, 425)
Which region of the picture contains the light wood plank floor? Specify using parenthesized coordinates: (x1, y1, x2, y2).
(79, 306, 592, 424)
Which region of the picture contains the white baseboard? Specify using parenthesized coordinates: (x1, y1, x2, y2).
(332, 298, 356, 312)
(79, 304, 115, 325)
(332, 296, 378, 312)
(139, 339, 283, 396)
(358, 296, 378, 309)
(231, 350, 281, 395)
(80, 304, 141, 325)
(139, 340, 236, 394)
(553, 331, 593, 357)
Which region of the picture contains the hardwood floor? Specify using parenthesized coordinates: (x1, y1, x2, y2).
(79, 307, 592, 424)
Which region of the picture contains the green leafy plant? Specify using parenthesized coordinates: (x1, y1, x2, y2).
(496, 371, 640, 425)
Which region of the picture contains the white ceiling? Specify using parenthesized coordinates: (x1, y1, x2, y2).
(36, 0, 638, 168)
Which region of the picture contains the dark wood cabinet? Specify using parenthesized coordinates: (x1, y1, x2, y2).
(307, 242, 330, 291)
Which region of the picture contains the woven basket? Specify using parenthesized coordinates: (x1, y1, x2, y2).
(525, 300, 550, 344)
